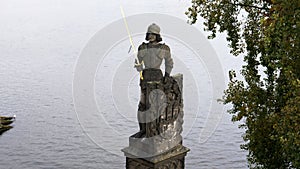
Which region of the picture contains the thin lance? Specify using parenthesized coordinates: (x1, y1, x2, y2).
(120, 6, 144, 80)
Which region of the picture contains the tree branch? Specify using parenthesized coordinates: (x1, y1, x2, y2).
(229, 2, 270, 11)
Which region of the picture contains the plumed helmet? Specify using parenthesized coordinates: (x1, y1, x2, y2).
(147, 23, 160, 35)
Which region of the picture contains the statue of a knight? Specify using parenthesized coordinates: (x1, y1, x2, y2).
(134, 23, 174, 135)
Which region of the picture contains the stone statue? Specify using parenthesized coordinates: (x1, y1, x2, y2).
(122, 23, 189, 169)
(134, 23, 176, 137)
(131, 23, 183, 152)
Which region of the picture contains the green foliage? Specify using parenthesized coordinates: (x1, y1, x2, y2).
(186, 0, 300, 168)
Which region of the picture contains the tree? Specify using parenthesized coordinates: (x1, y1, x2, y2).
(186, 0, 300, 168)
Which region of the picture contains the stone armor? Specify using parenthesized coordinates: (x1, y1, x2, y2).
(134, 42, 174, 75)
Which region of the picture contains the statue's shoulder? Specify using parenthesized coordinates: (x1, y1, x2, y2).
(138, 42, 147, 50)
(159, 43, 170, 51)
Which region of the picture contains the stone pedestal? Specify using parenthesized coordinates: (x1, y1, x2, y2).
(123, 145, 189, 169)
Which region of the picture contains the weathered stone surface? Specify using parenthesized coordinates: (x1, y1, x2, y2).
(138, 74, 184, 138)
(126, 134, 182, 157)
(122, 74, 189, 169)
(123, 145, 189, 169)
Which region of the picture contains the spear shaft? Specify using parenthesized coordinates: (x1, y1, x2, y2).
(120, 6, 143, 80)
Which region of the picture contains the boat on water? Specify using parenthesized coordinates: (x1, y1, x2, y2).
(0, 116, 15, 121)
(0, 115, 16, 135)
(0, 125, 13, 135)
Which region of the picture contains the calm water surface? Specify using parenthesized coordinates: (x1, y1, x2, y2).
(0, 0, 247, 168)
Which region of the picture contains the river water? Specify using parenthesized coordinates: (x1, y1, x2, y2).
(0, 0, 248, 168)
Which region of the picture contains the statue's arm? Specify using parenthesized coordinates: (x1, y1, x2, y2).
(134, 43, 146, 72)
(163, 44, 173, 75)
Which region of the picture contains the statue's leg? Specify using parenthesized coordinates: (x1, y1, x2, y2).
(137, 89, 146, 135)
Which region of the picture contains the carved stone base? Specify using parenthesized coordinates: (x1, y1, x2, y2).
(127, 130, 182, 157)
(122, 145, 189, 169)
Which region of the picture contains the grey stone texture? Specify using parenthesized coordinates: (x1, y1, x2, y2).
(122, 74, 189, 169)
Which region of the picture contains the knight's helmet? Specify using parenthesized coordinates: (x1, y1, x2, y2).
(147, 23, 160, 35)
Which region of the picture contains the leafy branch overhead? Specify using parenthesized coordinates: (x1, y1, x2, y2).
(186, 0, 300, 168)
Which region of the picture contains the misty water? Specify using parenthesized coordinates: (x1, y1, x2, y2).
(0, 0, 248, 168)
